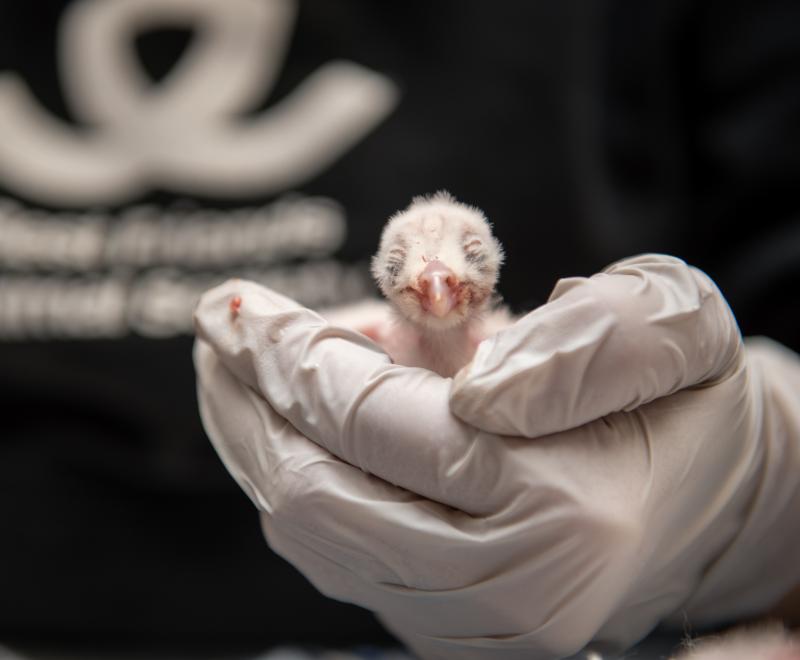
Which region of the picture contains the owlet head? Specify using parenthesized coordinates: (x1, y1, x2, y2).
(371, 191, 504, 330)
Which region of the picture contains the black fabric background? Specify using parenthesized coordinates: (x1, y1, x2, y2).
(0, 0, 798, 653)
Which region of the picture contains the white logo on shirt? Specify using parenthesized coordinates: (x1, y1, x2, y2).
(0, 0, 398, 206)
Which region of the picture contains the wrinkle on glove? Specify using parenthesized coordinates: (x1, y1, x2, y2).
(194, 256, 800, 660)
(451, 255, 741, 437)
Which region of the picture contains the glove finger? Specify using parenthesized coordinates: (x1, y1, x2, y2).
(450, 254, 743, 437)
(193, 279, 507, 515)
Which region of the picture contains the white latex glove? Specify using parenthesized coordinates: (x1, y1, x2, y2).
(193, 255, 800, 660)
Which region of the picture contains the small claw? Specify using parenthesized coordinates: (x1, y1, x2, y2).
(229, 295, 242, 318)
(419, 260, 458, 317)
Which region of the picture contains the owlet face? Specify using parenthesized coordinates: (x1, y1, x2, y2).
(372, 192, 504, 330)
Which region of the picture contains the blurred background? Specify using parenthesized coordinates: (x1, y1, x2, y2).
(0, 0, 798, 657)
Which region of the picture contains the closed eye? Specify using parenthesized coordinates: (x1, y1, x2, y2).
(464, 244, 487, 268)
(463, 236, 485, 262)
(385, 246, 407, 282)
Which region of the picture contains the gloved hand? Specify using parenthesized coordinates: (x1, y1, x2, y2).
(193, 254, 800, 660)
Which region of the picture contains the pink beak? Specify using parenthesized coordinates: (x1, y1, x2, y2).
(419, 260, 458, 318)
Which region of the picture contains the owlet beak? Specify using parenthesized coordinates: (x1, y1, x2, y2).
(419, 260, 458, 318)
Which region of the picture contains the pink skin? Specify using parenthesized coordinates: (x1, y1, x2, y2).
(229, 295, 242, 318)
